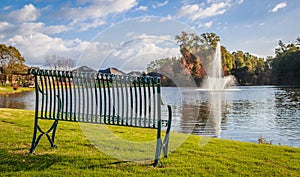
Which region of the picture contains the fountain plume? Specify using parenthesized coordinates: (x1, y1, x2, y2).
(202, 42, 235, 90)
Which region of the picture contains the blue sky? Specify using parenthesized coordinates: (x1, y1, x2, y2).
(0, 0, 299, 70)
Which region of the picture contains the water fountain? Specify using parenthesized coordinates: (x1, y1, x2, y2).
(201, 42, 235, 90)
(199, 42, 236, 137)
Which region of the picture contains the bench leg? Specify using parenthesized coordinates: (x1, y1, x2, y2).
(154, 138, 162, 167)
(162, 131, 170, 158)
(29, 117, 39, 154)
(29, 119, 58, 153)
(153, 105, 172, 166)
(154, 131, 170, 166)
(162, 105, 172, 158)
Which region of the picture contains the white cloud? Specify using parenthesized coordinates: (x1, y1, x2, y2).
(98, 35, 180, 71)
(5, 33, 89, 66)
(78, 19, 106, 31)
(2, 6, 12, 11)
(134, 6, 148, 11)
(77, 41, 116, 69)
(0, 20, 70, 38)
(42, 25, 71, 34)
(152, 1, 169, 8)
(126, 33, 174, 42)
(237, 0, 244, 4)
(0, 21, 13, 31)
(271, 2, 287, 13)
(78, 32, 180, 71)
(198, 21, 213, 28)
(60, 0, 137, 29)
(177, 2, 229, 21)
(8, 4, 39, 22)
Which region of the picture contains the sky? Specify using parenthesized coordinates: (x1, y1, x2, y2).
(0, 0, 300, 71)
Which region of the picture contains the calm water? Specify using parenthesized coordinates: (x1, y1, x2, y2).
(1, 86, 299, 147)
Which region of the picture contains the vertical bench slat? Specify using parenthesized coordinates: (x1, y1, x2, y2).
(47, 71, 53, 119)
(152, 78, 156, 128)
(143, 77, 147, 127)
(157, 77, 162, 129)
(46, 73, 52, 119)
(88, 73, 94, 123)
(97, 74, 103, 124)
(83, 73, 88, 122)
(90, 73, 95, 122)
(51, 71, 56, 119)
(124, 76, 129, 125)
(115, 75, 119, 124)
(106, 74, 111, 124)
(68, 72, 73, 121)
(115, 75, 121, 125)
(134, 79, 138, 126)
(43, 73, 49, 119)
(54, 71, 60, 119)
(138, 77, 142, 127)
(87, 73, 91, 122)
(94, 73, 99, 123)
(111, 75, 116, 124)
(72, 72, 77, 121)
(38, 73, 45, 119)
(63, 71, 69, 120)
(83, 73, 87, 122)
(129, 77, 134, 126)
(77, 72, 82, 122)
(74, 75, 78, 121)
(92, 73, 97, 123)
(119, 76, 125, 125)
(58, 71, 65, 120)
(102, 74, 107, 124)
(147, 77, 152, 127)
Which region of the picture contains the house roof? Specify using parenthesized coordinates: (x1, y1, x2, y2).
(73, 66, 96, 72)
(98, 67, 125, 75)
(147, 71, 163, 77)
(127, 71, 144, 76)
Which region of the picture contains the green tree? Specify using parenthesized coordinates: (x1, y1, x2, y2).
(0, 44, 27, 82)
(175, 32, 221, 85)
(200, 33, 220, 49)
(275, 40, 299, 57)
(221, 46, 234, 75)
(271, 39, 300, 85)
(230, 50, 270, 85)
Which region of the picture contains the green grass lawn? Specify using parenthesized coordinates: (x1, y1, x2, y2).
(0, 85, 34, 95)
(0, 108, 299, 176)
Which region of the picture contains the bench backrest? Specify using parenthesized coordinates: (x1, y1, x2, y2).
(28, 68, 162, 129)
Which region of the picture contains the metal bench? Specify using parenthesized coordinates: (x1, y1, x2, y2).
(28, 68, 172, 167)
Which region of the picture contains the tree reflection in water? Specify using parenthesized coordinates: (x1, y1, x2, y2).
(179, 89, 227, 137)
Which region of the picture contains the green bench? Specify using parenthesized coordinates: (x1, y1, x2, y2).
(28, 68, 172, 166)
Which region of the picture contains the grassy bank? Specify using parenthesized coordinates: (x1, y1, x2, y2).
(0, 108, 299, 176)
(0, 86, 34, 95)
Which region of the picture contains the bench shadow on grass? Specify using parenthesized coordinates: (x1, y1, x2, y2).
(0, 148, 62, 172)
(0, 148, 156, 173)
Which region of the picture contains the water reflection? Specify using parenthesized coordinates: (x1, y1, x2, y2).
(175, 89, 226, 137)
(203, 92, 223, 137)
(274, 87, 300, 144)
(163, 86, 300, 147)
(0, 87, 300, 147)
(0, 91, 35, 110)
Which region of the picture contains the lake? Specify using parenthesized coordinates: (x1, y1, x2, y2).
(1, 86, 299, 147)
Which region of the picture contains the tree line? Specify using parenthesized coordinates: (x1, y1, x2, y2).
(0, 44, 27, 84)
(1, 32, 299, 86)
(148, 32, 300, 86)
(0, 44, 75, 85)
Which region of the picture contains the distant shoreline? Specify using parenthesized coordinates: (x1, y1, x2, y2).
(0, 86, 34, 95)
